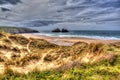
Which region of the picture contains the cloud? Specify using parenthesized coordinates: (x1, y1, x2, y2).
(0, 0, 119, 30)
(0, 0, 21, 5)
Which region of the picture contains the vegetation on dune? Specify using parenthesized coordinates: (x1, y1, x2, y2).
(0, 33, 6, 38)
(0, 32, 120, 80)
(29, 38, 58, 49)
(109, 42, 120, 53)
(9, 35, 29, 45)
(0, 55, 120, 80)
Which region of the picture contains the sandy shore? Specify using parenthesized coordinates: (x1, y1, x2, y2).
(20, 33, 120, 46)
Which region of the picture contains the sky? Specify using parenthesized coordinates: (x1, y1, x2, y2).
(0, 0, 120, 30)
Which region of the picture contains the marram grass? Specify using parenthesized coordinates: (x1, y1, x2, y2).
(0, 32, 120, 80)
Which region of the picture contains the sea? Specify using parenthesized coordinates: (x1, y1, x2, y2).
(34, 30, 120, 40)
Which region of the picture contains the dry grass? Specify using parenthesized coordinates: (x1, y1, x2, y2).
(0, 32, 119, 75)
(9, 35, 29, 45)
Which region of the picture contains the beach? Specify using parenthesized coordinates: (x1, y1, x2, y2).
(21, 33, 120, 46)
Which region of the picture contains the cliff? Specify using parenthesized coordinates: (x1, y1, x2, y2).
(0, 27, 39, 34)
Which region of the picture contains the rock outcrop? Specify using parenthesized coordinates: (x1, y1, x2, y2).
(52, 28, 61, 32)
(52, 28, 69, 32)
(61, 28, 69, 32)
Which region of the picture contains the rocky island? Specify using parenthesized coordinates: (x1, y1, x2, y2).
(52, 28, 69, 32)
(61, 28, 69, 32)
(52, 28, 61, 32)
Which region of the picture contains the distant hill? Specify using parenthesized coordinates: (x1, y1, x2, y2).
(0, 27, 39, 34)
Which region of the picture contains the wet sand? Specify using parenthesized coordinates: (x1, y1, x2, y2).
(20, 33, 120, 46)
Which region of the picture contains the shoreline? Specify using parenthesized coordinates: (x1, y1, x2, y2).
(20, 33, 120, 46)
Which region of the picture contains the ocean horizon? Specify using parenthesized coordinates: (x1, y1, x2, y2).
(33, 30, 120, 40)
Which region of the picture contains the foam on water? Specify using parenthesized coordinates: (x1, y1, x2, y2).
(34, 30, 120, 40)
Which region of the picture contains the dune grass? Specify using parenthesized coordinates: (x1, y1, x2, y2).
(0, 55, 120, 80)
(0, 32, 120, 80)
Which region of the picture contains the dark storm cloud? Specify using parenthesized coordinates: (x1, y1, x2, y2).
(0, 0, 21, 5)
(0, 0, 119, 30)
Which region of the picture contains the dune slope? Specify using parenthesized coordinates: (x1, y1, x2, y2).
(0, 32, 120, 79)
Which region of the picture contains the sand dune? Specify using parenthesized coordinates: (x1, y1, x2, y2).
(0, 32, 120, 74)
